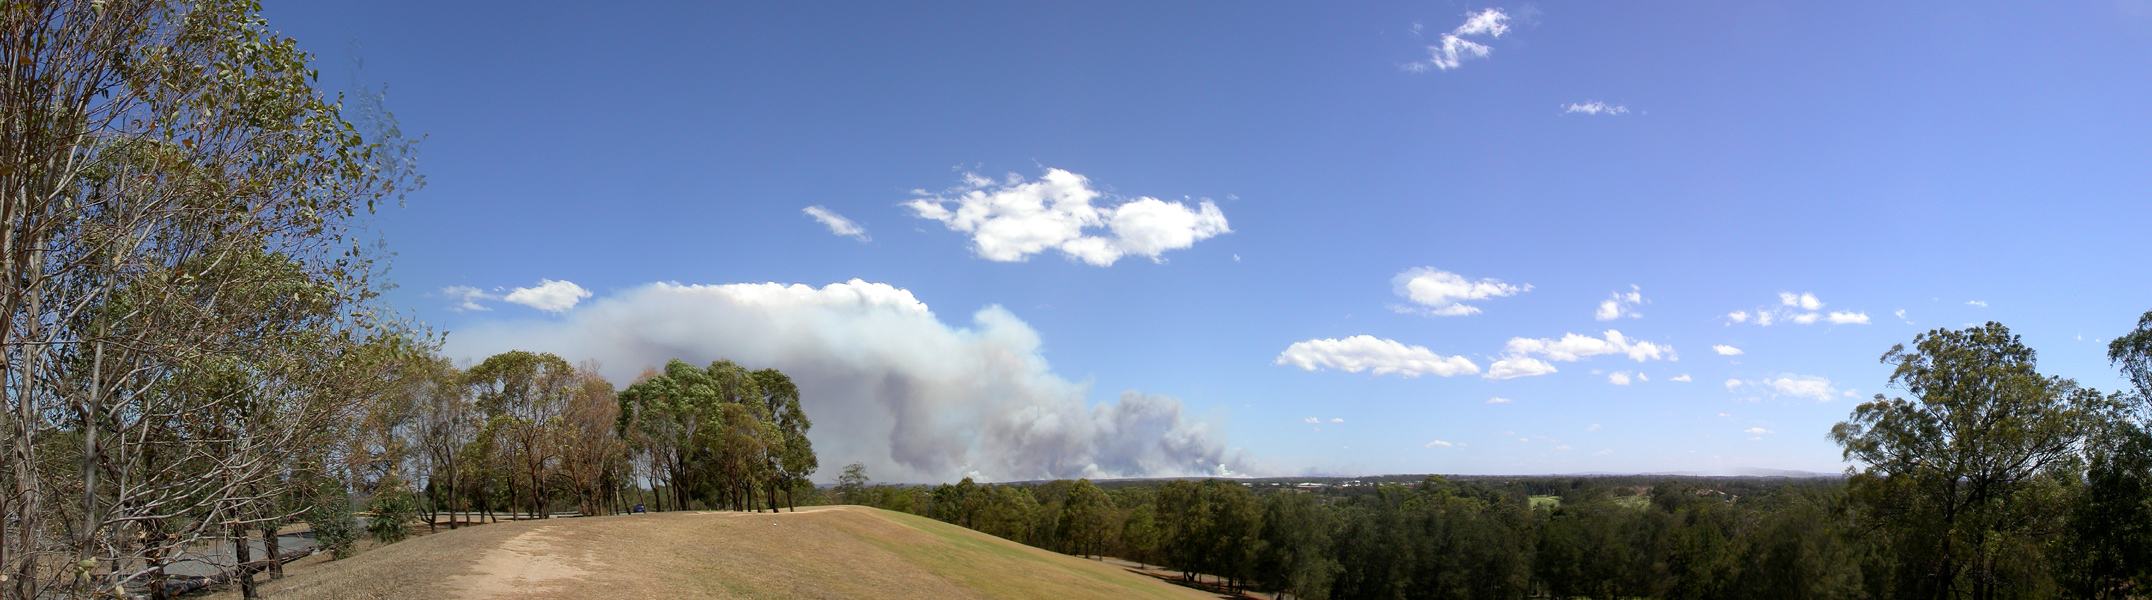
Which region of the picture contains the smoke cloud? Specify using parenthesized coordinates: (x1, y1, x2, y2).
(442, 279, 1248, 483)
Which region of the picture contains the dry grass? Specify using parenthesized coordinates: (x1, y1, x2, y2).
(209, 506, 1221, 600)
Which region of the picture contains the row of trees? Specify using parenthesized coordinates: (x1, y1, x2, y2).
(836, 313, 2152, 599)
(349, 352, 820, 527)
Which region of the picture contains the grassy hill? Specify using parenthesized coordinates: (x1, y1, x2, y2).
(215, 506, 1219, 600)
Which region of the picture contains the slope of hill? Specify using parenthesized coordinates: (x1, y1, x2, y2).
(216, 506, 1218, 600)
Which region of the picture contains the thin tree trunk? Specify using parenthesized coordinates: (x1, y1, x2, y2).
(232, 526, 258, 600)
(261, 526, 283, 579)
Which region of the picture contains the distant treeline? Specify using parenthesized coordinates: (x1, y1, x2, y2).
(826, 313, 2152, 599)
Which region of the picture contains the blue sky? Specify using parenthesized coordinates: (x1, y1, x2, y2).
(267, 1, 2152, 480)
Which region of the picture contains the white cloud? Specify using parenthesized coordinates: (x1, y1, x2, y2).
(1595, 284, 1645, 321)
(1392, 267, 1529, 316)
(1486, 396, 1514, 404)
(1966, 300, 1988, 308)
(1712, 344, 1744, 356)
(1729, 292, 1868, 327)
(1671, 374, 1693, 382)
(1745, 427, 1771, 436)
(1553, 444, 1573, 452)
(1895, 308, 1912, 324)
(1608, 372, 1633, 386)
(1425, 439, 1455, 448)
(1485, 356, 1559, 380)
(1724, 374, 1842, 402)
(442, 285, 493, 312)
(1564, 101, 1630, 116)
(1276, 335, 1479, 378)
(1766, 375, 1838, 402)
(905, 168, 1229, 266)
(1417, 9, 1510, 71)
(441, 279, 1246, 482)
(1586, 423, 1603, 432)
(1502, 330, 1675, 363)
(502, 279, 592, 313)
(1331, 417, 1345, 424)
(802, 205, 870, 241)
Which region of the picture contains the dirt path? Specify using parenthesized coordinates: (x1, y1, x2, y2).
(446, 525, 596, 599)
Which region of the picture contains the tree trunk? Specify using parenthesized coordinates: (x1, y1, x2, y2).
(261, 527, 283, 579)
(232, 526, 258, 600)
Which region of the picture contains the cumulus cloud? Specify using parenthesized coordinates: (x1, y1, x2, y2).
(1564, 101, 1630, 116)
(1745, 427, 1771, 437)
(1725, 374, 1842, 402)
(1608, 372, 1633, 386)
(1502, 330, 1675, 363)
(1765, 375, 1838, 402)
(1392, 267, 1529, 316)
(501, 279, 592, 313)
(1712, 344, 1744, 356)
(1727, 292, 1868, 327)
(1480, 330, 1670, 381)
(1671, 374, 1693, 382)
(1966, 300, 1989, 308)
(1415, 8, 1511, 71)
(905, 168, 1229, 266)
(802, 205, 870, 241)
(1425, 439, 1459, 448)
(1486, 396, 1514, 405)
(442, 279, 1246, 482)
(1485, 356, 1559, 380)
(1595, 284, 1645, 321)
(1276, 335, 1479, 378)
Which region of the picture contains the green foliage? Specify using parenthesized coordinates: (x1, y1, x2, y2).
(835, 463, 872, 505)
(1832, 322, 2109, 597)
(307, 479, 362, 560)
(366, 483, 421, 544)
(1057, 480, 1116, 558)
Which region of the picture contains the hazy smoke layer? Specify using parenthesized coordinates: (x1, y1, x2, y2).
(443, 280, 1244, 483)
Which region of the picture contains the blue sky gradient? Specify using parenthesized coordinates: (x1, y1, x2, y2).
(266, 1, 2152, 479)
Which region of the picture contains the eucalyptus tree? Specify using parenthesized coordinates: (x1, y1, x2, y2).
(558, 367, 623, 515)
(2063, 309, 2152, 597)
(1058, 479, 1115, 559)
(467, 351, 577, 519)
(1831, 323, 2110, 598)
(412, 357, 474, 528)
(619, 359, 798, 511)
(753, 368, 816, 511)
(0, 1, 419, 596)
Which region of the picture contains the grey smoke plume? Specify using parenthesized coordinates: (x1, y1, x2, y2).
(442, 279, 1248, 483)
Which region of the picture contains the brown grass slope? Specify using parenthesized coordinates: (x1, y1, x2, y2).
(213, 506, 1219, 600)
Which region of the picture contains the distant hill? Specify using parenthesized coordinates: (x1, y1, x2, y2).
(218, 506, 1215, 600)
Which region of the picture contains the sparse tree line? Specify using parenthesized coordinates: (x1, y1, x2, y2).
(835, 311, 2152, 599)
